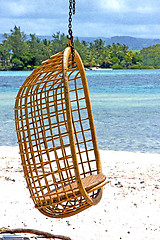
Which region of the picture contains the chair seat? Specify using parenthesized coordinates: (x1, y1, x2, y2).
(38, 173, 107, 206)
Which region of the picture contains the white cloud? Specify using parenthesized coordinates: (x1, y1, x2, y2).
(99, 0, 129, 12)
(0, 0, 160, 38)
(8, 2, 28, 17)
(102, 0, 121, 11)
(0, 0, 68, 19)
(98, 0, 160, 14)
(136, 6, 155, 14)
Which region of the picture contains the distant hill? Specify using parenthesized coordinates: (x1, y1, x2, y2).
(109, 36, 160, 50)
(0, 33, 159, 50)
(78, 36, 160, 50)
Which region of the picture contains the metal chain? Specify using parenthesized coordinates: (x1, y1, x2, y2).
(68, 0, 76, 64)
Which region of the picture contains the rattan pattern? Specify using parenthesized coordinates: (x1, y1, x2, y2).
(15, 47, 107, 218)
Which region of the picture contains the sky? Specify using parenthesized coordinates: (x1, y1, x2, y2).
(0, 0, 160, 39)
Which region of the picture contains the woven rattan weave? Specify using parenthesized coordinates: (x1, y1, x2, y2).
(15, 46, 107, 218)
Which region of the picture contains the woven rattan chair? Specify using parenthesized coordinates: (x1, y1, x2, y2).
(15, 46, 107, 218)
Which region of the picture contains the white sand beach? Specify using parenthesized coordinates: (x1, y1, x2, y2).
(0, 146, 160, 240)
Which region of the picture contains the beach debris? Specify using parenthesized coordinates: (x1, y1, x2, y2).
(66, 221, 71, 226)
(115, 181, 123, 188)
(140, 181, 145, 184)
(4, 177, 15, 182)
(110, 179, 123, 188)
(133, 203, 138, 207)
(0, 228, 71, 240)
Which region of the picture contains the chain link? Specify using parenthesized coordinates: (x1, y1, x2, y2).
(68, 0, 76, 64)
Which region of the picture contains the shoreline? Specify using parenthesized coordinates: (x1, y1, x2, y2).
(0, 146, 160, 239)
(1, 67, 160, 72)
(85, 67, 113, 71)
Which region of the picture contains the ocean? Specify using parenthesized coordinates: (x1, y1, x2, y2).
(0, 69, 160, 153)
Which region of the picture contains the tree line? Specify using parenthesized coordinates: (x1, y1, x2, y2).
(0, 26, 159, 70)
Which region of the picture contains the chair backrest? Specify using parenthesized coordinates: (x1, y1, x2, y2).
(15, 47, 105, 218)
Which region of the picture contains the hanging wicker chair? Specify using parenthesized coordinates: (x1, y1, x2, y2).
(15, 46, 107, 218)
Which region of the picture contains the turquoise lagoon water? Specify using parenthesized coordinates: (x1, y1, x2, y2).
(0, 69, 160, 153)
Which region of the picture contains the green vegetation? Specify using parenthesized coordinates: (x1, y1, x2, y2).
(0, 26, 159, 70)
(140, 44, 160, 68)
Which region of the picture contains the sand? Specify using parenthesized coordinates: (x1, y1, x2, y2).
(0, 146, 160, 240)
